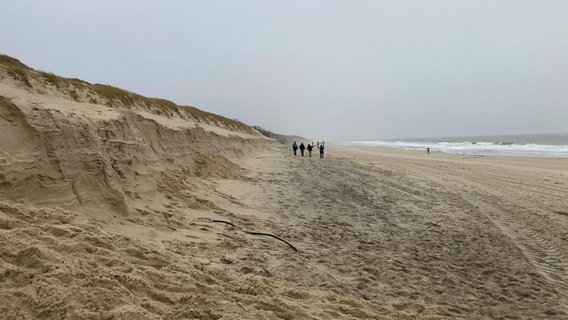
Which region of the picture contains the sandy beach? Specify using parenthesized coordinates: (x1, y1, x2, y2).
(211, 144, 568, 319)
(2, 62, 568, 319)
(2, 143, 568, 318)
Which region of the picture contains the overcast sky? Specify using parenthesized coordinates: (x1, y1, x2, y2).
(2, 1, 568, 140)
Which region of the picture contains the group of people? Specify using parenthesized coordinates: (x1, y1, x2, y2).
(292, 141, 324, 158)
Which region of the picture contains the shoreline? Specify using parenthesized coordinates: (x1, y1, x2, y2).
(334, 144, 568, 167)
(333, 144, 568, 174)
(339, 140, 568, 158)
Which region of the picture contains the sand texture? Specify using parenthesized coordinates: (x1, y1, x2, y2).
(2, 66, 568, 319)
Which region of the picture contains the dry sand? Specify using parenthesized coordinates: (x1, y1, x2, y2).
(2, 71, 568, 319)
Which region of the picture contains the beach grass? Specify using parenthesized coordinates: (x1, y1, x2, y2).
(0, 54, 255, 133)
(0, 55, 32, 87)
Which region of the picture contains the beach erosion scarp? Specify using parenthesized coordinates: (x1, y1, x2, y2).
(0, 60, 292, 319)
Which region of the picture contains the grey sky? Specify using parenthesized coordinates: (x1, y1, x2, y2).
(2, 1, 568, 140)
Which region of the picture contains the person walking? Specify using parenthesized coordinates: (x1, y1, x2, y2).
(306, 144, 313, 157)
(299, 143, 305, 157)
(292, 141, 298, 156)
(319, 144, 324, 158)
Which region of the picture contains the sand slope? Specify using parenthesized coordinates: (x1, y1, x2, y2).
(0, 78, 264, 218)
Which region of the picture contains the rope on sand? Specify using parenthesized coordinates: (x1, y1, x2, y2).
(212, 219, 299, 253)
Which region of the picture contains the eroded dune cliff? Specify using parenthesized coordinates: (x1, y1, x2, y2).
(0, 56, 268, 220)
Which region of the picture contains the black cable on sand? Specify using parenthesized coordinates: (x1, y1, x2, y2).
(212, 219, 299, 253)
(212, 219, 236, 228)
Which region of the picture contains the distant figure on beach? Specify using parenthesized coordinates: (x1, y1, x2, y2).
(319, 144, 324, 158)
(427, 147, 430, 154)
(299, 143, 305, 156)
(292, 141, 298, 156)
(307, 144, 313, 157)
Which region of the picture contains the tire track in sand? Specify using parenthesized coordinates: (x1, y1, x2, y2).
(459, 192, 568, 314)
(400, 162, 568, 314)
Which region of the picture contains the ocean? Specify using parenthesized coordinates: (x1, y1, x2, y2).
(346, 133, 568, 158)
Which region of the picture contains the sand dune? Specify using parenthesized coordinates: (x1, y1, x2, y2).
(2, 58, 568, 319)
